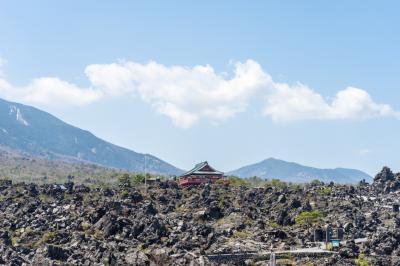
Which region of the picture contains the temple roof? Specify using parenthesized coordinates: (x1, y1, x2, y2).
(180, 161, 224, 177)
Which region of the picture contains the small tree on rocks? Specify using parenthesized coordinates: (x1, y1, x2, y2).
(118, 173, 131, 188)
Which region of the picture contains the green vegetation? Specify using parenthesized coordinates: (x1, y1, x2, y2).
(93, 229, 103, 239)
(118, 173, 131, 188)
(118, 173, 156, 187)
(228, 176, 249, 187)
(289, 183, 303, 190)
(355, 254, 370, 266)
(132, 173, 146, 185)
(295, 210, 325, 226)
(232, 230, 251, 238)
(215, 187, 228, 209)
(216, 218, 226, 226)
(42, 231, 56, 243)
(7, 230, 17, 246)
(227, 176, 304, 190)
(268, 178, 287, 189)
(10, 236, 17, 246)
(266, 219, 278, 229)
(244, 217, 255, 226)
(39, 194, 54, 203)
(227, 175, 296, 190)
(181, 190, 189, 199)
(0, 149, 124, 185)
(119, 189, 129, 198)
(318, 187, 332, 195)
(81, 221, 91, 231)
(311, 179, 323, 186)
(246, 176, 265, 187)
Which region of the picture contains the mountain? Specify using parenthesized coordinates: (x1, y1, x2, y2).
(229, 158, 372, 184)
(0, 98, 182, 175)
(0, 145, 124, 184)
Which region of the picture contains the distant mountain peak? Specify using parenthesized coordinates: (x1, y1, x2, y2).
(229, 158, 371, 184)
(263, 157, 277, 162)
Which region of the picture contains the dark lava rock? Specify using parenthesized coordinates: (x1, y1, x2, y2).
(204, 201, 223, 220)
(290, 198, 302, 209)
(28, 183, 39, 197)
(373, 167, 400, 193)
(46, 245, 70, 261)
(375, 167, 395, 183)
(131, 191, 144, 203)
(64, 181, 74, 193)
(339, 240, 359, 258)
(1, 168, 400, 265)
(145, 202, 158, 215)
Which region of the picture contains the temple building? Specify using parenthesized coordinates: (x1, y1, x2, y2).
(179, 161, 226, 186)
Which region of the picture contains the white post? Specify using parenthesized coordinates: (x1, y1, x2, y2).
(270, 244, 275, 266)
(270, 252, 276, 266)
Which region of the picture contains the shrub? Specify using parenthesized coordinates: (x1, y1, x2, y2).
(120, 189, 129, 198)
(318, 187, 332, 195)
(228, 176, 249, 187)
(132, 174, 145, 185)
(10, 235, 17, 246)
(355, 254, 370, 266)
(93, 229, 103, 239)
(266, 219, 278, 229)
(42, 231, 56, 243)
(295, 210, 324, 226)
(269, 179, 287, 189)
(311, 179, 323, 186)
(233, 230, 251, 238)
(118, 173, 131, 188)
(81, 221, 91, 231)
(32, 231, 56, 247)
(246, 176, 265, 187)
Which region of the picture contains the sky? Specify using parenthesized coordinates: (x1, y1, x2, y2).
(0, 1, 399, 175)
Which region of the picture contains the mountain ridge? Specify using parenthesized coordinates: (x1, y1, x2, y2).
(228, 157, 372, 184)
(0, 98, 183, 175)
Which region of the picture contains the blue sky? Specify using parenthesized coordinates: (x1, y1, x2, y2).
(0, 1, 399, 175)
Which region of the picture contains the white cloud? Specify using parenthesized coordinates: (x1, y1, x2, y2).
(0, 58, 397, 127)
(85, 59, 271, 127)
(330, 87, 395, 119)
(156, 102, 199, 128)
(0, 77, 103, 107)
(263, 84, 398, 122)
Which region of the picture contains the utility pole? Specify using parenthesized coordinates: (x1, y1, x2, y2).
(144, 154, 147, 193)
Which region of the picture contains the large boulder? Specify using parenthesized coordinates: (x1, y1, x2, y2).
(46, 245, 70, 261)
(374, 167, 395, 183)
(373, 167, 400, 192)
(204, 201, 223, 220)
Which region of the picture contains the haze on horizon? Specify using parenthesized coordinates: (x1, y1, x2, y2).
(0, 1, 399, 175)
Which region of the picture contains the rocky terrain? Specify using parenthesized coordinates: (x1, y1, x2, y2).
(0, 167, 400, 265)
